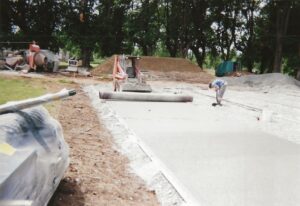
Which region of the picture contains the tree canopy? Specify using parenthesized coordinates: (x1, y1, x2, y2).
(0, 0, 299, 78)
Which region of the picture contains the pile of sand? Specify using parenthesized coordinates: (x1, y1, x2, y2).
(223, 73, 300, 89)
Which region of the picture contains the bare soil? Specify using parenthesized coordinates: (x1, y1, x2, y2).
(147, 71, 213, 84)
(46, 83, 159, 206)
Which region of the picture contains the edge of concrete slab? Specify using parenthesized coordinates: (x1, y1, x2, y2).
(84, 85, 200, 206)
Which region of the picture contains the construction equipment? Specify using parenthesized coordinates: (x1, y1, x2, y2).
(99, 91, 193, 102)
(64, 58, 91, 77)
(113, 55, 152, 92)
(0, 89, 76, 206)
(0, 42, 59, 73)
(109, 55, 194, 102)
(66, 58, 82, 72)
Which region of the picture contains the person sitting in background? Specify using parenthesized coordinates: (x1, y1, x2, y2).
(28, 41, 40, 70)
(209, 79, 228, 106)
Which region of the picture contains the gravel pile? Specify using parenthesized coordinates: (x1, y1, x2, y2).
(223, 73, 300, 89)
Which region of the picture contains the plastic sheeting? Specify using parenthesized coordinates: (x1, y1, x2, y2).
(0, 106, 69, 206)
(215, 61, 234, 77)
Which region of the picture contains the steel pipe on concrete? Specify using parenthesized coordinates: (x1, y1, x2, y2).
(99, 91, 193, 102)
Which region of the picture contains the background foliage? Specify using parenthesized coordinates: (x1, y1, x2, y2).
(0, 0, 299, 78)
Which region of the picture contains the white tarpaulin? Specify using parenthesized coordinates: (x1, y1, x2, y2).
(0, 107, 69, 206)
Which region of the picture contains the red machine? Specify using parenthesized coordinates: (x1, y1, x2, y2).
(1, 41, 58, 72)
(28, 41, 43, 70)
(112, 55, 152, 92)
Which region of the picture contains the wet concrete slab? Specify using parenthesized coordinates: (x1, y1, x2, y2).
(106, 98, 300, 206)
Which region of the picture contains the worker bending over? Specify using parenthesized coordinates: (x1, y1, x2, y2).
(209, 79, 227, 106)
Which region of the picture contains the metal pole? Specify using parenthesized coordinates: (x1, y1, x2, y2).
(0, 89, 76, 115)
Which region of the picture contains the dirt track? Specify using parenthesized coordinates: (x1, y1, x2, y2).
(47, 83, 159, 206)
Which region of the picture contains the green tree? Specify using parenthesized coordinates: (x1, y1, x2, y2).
(283, 1, 300, 79)
(0, 0, 12, 45)
(209, 0, 243, 61)
(188, 0, 211, 68)
(96, 0, 132, 57)
(252, 0, 299, 75)
(7, 0, 63, 50)
(236, 0, 260, 72)
(161, 0, 182, 57)
(272, 0, 292, 73)
(63, 0, 98, 67)
(126, 0, 161, 56)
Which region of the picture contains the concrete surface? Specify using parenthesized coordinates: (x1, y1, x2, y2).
(91, 81, 300, 206)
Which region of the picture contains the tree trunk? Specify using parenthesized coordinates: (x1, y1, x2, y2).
(166, 38, 177, 57)
(169, 49, 177, 57)
(273, 2, 291, 73)
(0, 1, 10, 38)
(179, 45, 188, 58)
(297, 43, 300, 81)
(273, 33, 283, 73)
(225, 46, 231, 61)
(81, 47, 91, 68)
(247, 3, 255, 73)
(246, 59, 254, 73)
(296, 67, 300, 81)
(142, 46, 148, 56)
(191, 46, 203, 69)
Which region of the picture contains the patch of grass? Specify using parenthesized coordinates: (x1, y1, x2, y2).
(91, 57, 106, 64)
(59, 61, 69, 70)
(91, 63, 99, 68)
(0, 77, 45, 104)
(91, 58, 107, 69)
(59, 61, 69, 67)
(58, 78, 76, 84)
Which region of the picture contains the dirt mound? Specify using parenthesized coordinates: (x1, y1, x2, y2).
(148, 71, 213, 84)
(138, 56, 202, 72)
(92, 56, 213, 83)
(92, 56, 115, 75)
(92, 56, 202, 76)
(223, 73, 300, 89)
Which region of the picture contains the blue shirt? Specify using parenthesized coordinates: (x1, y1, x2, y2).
(211, 79, 227, 88)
